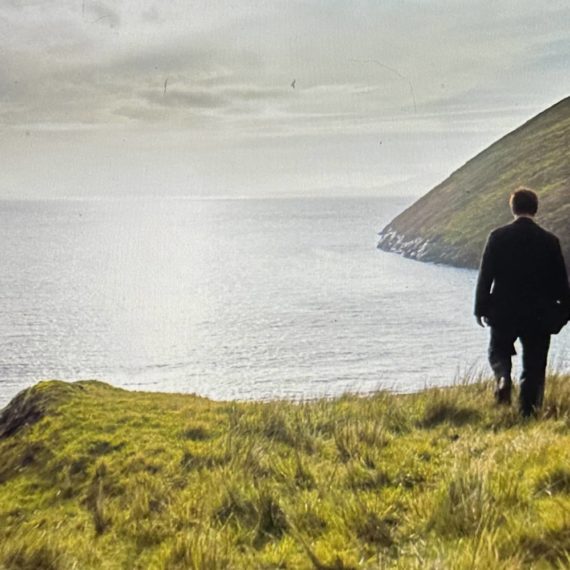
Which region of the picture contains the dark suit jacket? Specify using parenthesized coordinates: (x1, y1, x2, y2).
(474, 217, 570, 331)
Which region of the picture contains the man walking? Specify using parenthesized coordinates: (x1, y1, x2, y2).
(474, 188, 570, 416)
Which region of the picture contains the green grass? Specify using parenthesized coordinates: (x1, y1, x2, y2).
(1, 374, 570, 569)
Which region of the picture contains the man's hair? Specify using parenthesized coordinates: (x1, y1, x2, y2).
(510, 187, 538, 216)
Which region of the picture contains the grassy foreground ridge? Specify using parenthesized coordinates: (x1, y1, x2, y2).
(1, 377, 570, 569)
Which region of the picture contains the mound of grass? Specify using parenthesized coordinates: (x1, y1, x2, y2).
(1, 375, 570, 569)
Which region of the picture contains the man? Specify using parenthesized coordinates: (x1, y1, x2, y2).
(474, 187, 570, 416)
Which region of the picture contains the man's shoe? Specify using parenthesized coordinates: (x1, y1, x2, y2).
(494, 377, 512, 405)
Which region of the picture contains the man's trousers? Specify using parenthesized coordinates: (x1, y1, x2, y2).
(488, 327, 551, 416)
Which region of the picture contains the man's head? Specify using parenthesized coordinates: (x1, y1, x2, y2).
(510, 187, 538, 217)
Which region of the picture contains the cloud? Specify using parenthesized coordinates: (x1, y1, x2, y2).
(146, 84, 290, 108)
(141, 5, 160, 24)
(146, 88, 227, 109)
(0, 0, 568, 141)
(86, 1, 121, 27)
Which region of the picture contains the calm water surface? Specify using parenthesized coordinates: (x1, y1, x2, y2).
(1, 197, 568, 407)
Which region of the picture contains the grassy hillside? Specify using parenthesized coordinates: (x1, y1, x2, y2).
(378, 96, 570, 270)
(1, 378, 570, 569)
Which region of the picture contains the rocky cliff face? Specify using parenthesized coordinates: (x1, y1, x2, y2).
(378, 97, 570, 272)
(377, 229, 481, 267)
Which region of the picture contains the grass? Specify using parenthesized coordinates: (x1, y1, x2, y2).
(1, 374, 570, 569)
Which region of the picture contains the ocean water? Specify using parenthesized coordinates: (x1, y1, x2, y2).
(0, 196, 568, 407)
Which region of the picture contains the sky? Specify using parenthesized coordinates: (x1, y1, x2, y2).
(0, 0, 569, 199)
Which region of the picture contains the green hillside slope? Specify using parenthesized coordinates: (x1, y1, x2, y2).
(377, 97, 570, 270)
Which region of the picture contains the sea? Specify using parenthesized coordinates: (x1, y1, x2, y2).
(1, 196, 568, 408)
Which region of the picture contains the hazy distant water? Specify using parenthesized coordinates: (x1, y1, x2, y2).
(1, 196, 568, 407)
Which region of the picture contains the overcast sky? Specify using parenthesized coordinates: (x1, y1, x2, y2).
(1, 0, 568, 198)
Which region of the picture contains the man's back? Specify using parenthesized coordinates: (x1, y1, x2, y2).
(475, 217, 569, 329)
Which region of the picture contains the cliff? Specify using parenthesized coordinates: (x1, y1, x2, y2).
(378, 97, 570, 271)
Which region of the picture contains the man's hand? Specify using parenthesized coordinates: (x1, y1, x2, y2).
(476, 316, 488, 328)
